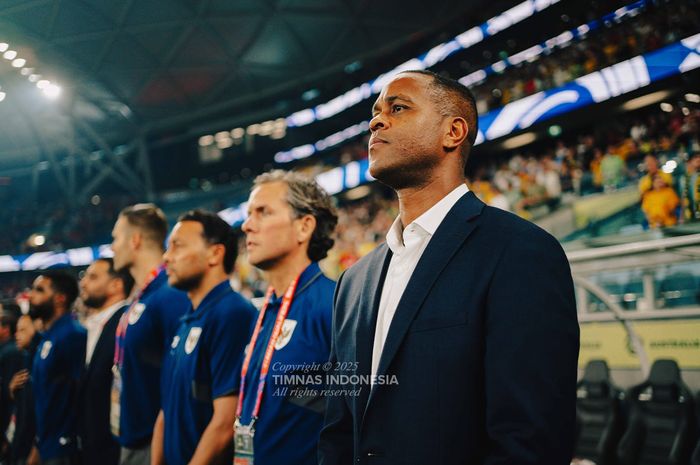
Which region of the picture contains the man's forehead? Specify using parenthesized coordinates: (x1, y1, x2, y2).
(374, 73, 430, 107)
(249, 182, 287, 204)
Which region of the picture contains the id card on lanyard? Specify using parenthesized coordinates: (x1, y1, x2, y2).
(233, 274, 301, 465)
(110, 266, 163, 437)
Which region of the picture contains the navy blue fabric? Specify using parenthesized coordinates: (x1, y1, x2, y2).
(116, 270, 189, 447)
(238, 262, 334, 465)
(161, 280, 256, 465)
(319, 192, 580, 465)
(79, 305, 126, 465)
(32, 314, 86, 461)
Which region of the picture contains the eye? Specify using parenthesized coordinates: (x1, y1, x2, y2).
(391, 104, 406, 113)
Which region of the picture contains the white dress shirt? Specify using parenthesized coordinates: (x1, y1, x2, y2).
(371, 184, 469, 380)
(85, 300, 125, 365)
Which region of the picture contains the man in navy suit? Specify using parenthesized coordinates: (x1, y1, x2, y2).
(78, 258, 134, 465)
(318, 70, 579, 465)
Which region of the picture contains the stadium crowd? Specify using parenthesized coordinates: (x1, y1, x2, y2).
(469, 0, 700, 113)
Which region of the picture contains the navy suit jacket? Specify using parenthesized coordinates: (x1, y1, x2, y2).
(319, 191, 580, 465)
(79, 305, 126, 465)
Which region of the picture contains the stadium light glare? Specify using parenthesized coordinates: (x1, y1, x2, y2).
(12, 58, 25, 68)
(198, 135, 214, 146)
(3, 50, 17, 60)
(43, 83, 61, 99)
(0, 92, 5, 102)
(660, 102, 673, 112)
(621, 90, 672, 111)
(662, 160, 677, 174)
(36, 79, 50, 89)
(20, 67, 32, 76)
(0, 43, 8, 52)
(30, 234, 46, 247)
(685, 93, 700, 103)
(501, 132, 537, 150)
(28, 74, 40, 82)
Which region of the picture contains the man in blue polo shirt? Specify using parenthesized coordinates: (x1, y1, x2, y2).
(110, 204, 189, 465)
(152, 209, 256, 465)
(237, 170, 337, 465)
(27, 270, 85, 465)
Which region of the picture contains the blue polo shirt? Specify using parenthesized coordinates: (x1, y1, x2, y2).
(32, 314, 86, 461)
(117, 269, 189, 447)
(238, 262, 334, 465)
(161, 280, 256, 465)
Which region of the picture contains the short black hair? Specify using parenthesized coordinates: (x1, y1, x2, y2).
(0, 310, 18, 335)
(95, 257, 136, 297)
(401, 69, 479, 164)
(39, 269, 79, 309)
(178, 209, 238, 274)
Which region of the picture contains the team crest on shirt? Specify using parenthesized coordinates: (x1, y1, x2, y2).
(40, 341, 52, 359)
(275, 319, 297, 350)
(128, 303, 146, 325)
(171, 335, 180, 349)
(185, 327, 202, 354)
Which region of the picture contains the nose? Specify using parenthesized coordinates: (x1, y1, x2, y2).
(241, 216, 253, 234)
(369, 112, 387, 133)
(162, 248, 172, 265)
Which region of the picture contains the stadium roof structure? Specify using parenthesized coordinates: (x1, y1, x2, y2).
(0, 0, 510, 201)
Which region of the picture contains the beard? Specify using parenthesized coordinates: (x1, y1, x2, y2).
(82, 293, 108, 309)
(170, 271, 204, 292)
(29, 301, 55, 321)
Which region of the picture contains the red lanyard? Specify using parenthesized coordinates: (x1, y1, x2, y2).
(113, 265, 163, 368)
(235, 275, 301, 425)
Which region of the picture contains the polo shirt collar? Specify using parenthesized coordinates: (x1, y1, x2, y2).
(183, 279, 232, 321)
(269, 261, 321, 305)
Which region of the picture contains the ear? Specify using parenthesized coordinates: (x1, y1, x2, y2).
(295, 214, 316, 245)
(442, 116, 469, 155)
(208, 243, 226, 269)
(130, 231, 142, 251)
(107, 277, 122, 298)
(53, 292, 67, 310)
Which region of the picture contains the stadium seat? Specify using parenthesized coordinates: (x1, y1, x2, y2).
(574, 360, 625, 465)
(658, 272, 699, 308)
(616, 359, 696, 465)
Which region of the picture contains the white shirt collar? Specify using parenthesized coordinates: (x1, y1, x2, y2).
(386, 183, 469, 254)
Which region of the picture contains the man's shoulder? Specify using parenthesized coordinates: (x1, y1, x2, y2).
(210, 289, 256, 320)
(480, 205, 561, 247)
(341, 243, 388, 282)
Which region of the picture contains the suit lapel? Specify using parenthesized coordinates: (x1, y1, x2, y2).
(366, 192, 484, 410)
(356, 245, 392, 420)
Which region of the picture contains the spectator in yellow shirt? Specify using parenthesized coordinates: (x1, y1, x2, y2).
(639, 154, 673, 197)
(642, 173, 680, 228)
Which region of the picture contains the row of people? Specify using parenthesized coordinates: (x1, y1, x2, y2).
(2, 170, 338, 465)
(0, 70, 582, 465)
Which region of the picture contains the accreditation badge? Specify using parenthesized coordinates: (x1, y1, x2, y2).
(5, 413, 16, 443)
(233, 421, 255, 465)
(110, 365, 122, 436)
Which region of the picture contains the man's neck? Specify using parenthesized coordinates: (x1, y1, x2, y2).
(265, 250, 312, 297)
(396, 176, 466, 227)
(44, 308, 68, 331)
(91, 296, 125, 316)
(131, 250, 164, 291)
(189, 270, 229, 310)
